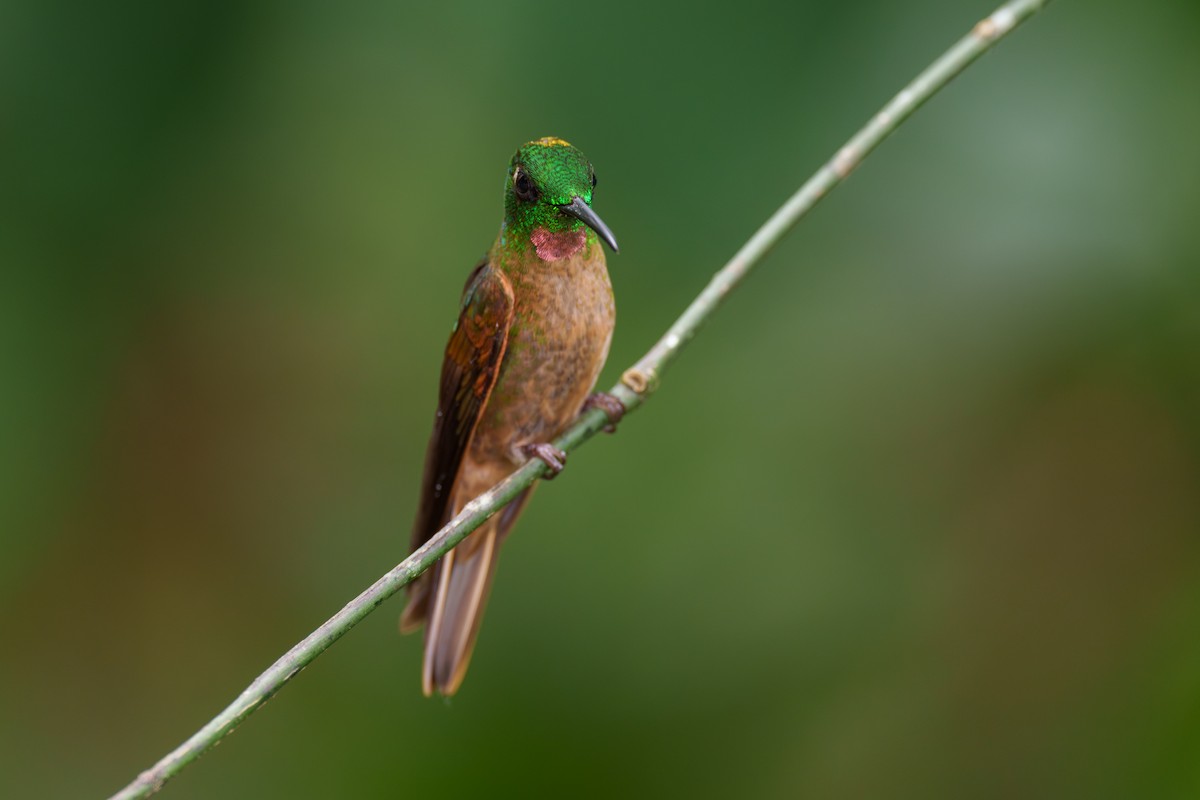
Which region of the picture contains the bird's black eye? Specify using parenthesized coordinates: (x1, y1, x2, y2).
(513, 169, 538, 202)
(591, 173, 598, 188)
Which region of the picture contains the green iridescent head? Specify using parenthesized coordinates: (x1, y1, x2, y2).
(502, 137, 618, 255)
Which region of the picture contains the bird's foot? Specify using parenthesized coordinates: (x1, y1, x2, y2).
(582, 391, 627, 434)
(520, 442, 568, 479)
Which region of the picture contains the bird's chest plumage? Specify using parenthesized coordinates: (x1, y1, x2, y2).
(472, 245, 614, 465)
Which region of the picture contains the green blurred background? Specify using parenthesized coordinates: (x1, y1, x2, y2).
(3, 0, 1199, 797)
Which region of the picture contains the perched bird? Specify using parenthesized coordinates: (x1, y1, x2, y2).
(401, 137, 625, 696)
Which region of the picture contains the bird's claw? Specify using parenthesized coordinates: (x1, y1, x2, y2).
(520, 442, 568, 479)
(582, 391, 626, 434)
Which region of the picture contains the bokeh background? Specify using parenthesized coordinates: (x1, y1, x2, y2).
(3, 0, 1199, 797)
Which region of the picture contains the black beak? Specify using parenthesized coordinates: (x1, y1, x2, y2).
(560, 196, 619, 253)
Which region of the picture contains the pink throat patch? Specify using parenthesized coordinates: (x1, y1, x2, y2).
(530, 227, 587, 261)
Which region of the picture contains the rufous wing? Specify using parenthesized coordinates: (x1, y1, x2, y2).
(401, 261, 516, 695)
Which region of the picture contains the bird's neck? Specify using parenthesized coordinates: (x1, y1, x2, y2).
(529, 226, 587, 261)
(494, 221, 594, 266)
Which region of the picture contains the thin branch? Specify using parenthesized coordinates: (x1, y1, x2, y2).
(107, 1, 1051, 797)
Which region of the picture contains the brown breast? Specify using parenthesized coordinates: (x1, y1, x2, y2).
(470, 241, 614, 465)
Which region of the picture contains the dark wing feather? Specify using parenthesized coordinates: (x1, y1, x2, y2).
(402, 260, 514, 628)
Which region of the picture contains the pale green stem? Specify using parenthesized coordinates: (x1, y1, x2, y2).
(107, 1, 1052, 797)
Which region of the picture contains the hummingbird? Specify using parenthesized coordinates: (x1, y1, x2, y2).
(400, 137, 625, 696)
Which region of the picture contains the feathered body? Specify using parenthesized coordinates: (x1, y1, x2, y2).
(401, 138, 618, 696)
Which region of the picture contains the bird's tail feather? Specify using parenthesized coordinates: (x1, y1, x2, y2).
(421, 519, 498, 696)
(410, 486, 536, 696)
